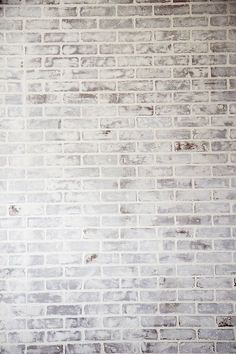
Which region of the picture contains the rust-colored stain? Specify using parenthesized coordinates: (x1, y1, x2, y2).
(218, 317, 233, 327)
(175, 141, 199, 151)
(104, 130, 111, 135)
(85, 254, 98, 263)
(9, 205, 20, 216)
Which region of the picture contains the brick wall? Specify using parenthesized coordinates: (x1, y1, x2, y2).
(0, 1, 236, 353)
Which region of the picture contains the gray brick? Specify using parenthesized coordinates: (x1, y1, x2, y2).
(85, 330, 120, 341)
(26, 20, 59, 29)
(62, 19, 97, 29)
(47, 330, 81, 342)
(193, 30, 226, 41)
(103, 316, 139, 328)
(100, 19, 133, 29)
(179, 342, 215, 353)
(174, 16, 208, 27)
(47, 305, 82, 316)
(123, 329, 157, 340)
(141, 316, 177, 327)
(44, 7, 76, 17)
(0, 20, 23, 30)
(119, 31, 152, 42)
(136, 18, 170, 28)
(66, 317, 100, 328)
(118, 5, 152, 16)
(192, 4, 227, 15)
(198, 329, 234, 340)
(198, 303, 233, 314)
(141, 342, 178, 353)
(66, 344, 101, 354)
(28, 346, 63, 354)
(154, 5, 189, 16)
(192, 54, 226, 65)
(179, 316, 215, 328)
(160, 329, 195, 340)
(136, 43, 171, 54)
(104, 343, 139, 353)
(80, 6, 115, 17)
(216, 342, 236, 353)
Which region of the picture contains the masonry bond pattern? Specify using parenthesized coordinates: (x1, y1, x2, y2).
(0, 1, 236, 353)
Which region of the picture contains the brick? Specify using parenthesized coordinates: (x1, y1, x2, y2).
(100, 19, 133, 29)
(81, 56, 116, 67)
(192, 79, 227, 90)
(119, 31, 152, 42)
(62, 19, 97, 29)
(136, 18, 170, 28)
(26, 20, 59, 29)
(211, 42, 236, 53)
(211, 67, 236, 77)
(44, 33, 80, 43)
(216, 343, 236, 353)
(123, 329, 157, 340)
(6, 6, 41, 17)
(100, 44, 134, 54)
(179, 316, 215, 328)
(136, 43, 171, 54)
(80, 6, 115, 17)
(192, 30, 226, 41)
(0, 20, 23, 30)
(66, 344, 101, 354)
(192, 55, 226, 66)
(160, 329, 195, 340)
(118, 56, 152, 66)
(44, 7, 77, 16)
(118, 5, 152, 16)
(180, 342, 215, 353)
(0, 46, 23, 55)
(192, 4, 227, 15)
(137, 68, 171, 78)
(199, 329, 234, 340)
(81, 31, 116, 43)
(28, 346, 63, 354)
(155, 79, 190, 91)
(103, 316, 138, 328)
(198, 303, 233, 314)
(154, 30, 190, 41)
(174, 16, 208, 27)
(62, 45, 97, 55)
(141, 342, 178, 353)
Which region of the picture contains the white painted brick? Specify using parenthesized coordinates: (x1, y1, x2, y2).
(0, 2, 235, 352)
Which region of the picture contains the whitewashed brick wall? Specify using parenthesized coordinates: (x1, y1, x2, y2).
(0, 0, 236, 353)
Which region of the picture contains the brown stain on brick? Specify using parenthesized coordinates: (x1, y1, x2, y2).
(218, 316, 233, 327)
(9, 205, 20, 216)
(175, 141, 199, 151)
(104, 130, 111, 135)
(176, 229, 191, 237)
(175, 140, 208, 152)
(190, 241, 210, 250)
(174, 142, 181, 151)
(184, 142, 196, 150)
(159, 277, 166, 286)
(196, 280, 202, 288)
(85, 254, 97, 263)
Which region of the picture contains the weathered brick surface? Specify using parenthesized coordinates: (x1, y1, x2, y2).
(0, 0, 236, 353)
